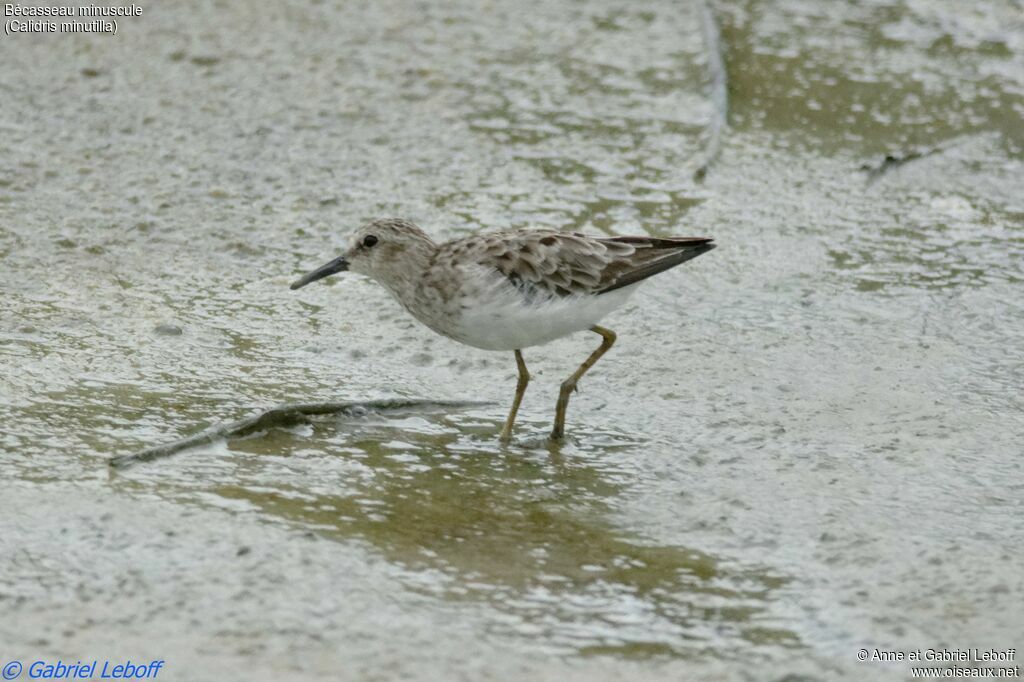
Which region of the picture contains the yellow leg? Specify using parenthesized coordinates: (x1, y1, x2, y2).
(550, 325, 616, 440)
(500, 349, 530, 442)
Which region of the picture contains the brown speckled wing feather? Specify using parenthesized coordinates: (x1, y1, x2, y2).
(595, 235, 716, 293)
(456, 231, 715, 297)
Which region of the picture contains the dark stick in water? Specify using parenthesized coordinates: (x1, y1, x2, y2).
(861, 142, 950, 185)
(694, 0, 728, 182)
(108, 399, 492, 469)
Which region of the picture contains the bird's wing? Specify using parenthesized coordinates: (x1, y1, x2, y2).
(456, 231, 715, 297)
(593, 235, 717, 293)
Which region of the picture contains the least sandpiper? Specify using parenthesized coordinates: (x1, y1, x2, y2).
(291, 219, 715, 441)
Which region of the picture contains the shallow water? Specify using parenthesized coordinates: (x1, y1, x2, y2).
(2, 0, 1022, 679)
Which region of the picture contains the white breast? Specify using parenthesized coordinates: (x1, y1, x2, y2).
(450, 265, 637, 351)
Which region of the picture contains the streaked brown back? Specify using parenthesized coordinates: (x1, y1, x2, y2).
(448, 230, 715, 298)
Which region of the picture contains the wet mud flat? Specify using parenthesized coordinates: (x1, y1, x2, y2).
(2, 0, 1022, 679)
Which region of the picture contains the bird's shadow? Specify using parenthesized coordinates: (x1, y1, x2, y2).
(113, 404, 799, 658)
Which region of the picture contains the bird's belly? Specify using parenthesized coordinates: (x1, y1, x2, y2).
(452, 286, 636, 351)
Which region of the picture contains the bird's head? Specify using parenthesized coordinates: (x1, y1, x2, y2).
(290, 218, 436, 291)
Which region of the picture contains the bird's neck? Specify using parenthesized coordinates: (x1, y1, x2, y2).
(377, 241, 438, 305)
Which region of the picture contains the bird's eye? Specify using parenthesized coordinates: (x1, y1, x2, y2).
(362, 235, 379, 248)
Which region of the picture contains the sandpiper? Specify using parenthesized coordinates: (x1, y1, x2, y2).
(291, 219, 715, 441)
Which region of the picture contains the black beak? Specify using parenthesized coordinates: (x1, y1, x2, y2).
(290, 256, 349, 290)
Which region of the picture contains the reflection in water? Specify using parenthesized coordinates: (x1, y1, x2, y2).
(114, 407, 797, 658)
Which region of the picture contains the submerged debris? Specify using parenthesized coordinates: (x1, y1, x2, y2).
(693, 0, 728, 182)
(861, 138, 964, 185)
(109, 399, 491, 469)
